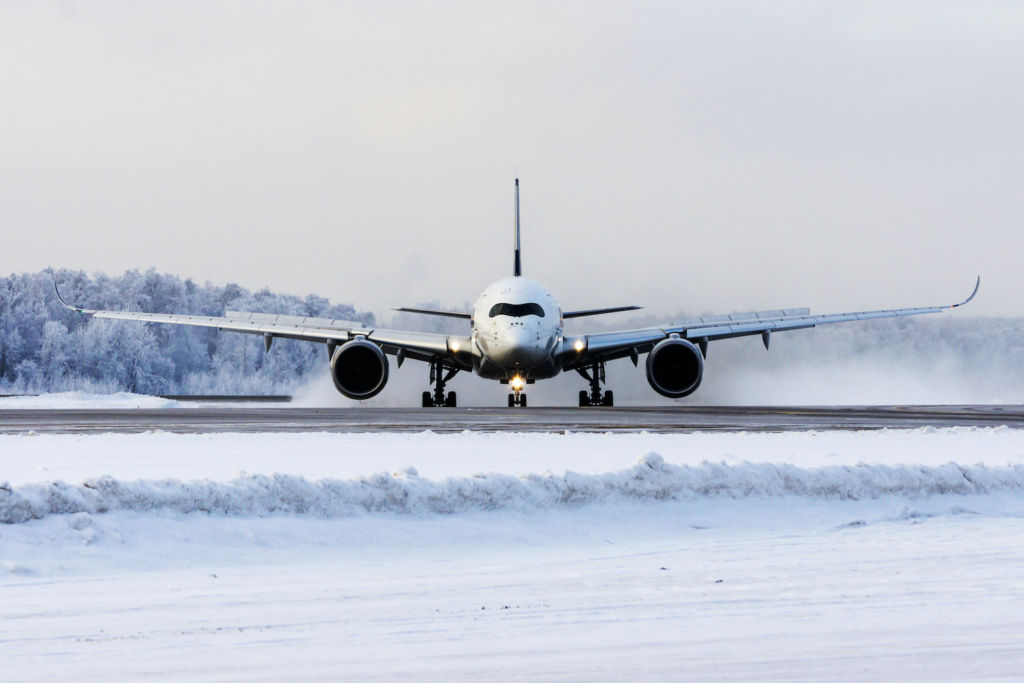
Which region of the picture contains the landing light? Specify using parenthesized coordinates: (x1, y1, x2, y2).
(574, 339, 585, 352)
(450, 340, 461, 352)
(511, 376, 525, 391)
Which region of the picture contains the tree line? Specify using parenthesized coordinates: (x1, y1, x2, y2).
(0, 269, 373, 395)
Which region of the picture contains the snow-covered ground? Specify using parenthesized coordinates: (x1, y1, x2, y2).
(3, 427, 1024, 680)
(0, 391, 182, 409)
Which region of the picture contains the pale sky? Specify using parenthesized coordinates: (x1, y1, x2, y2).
(1, 1, 1021, 318)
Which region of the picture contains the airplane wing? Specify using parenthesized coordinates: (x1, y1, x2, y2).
(54, 283, 463, 365)
(559, 278, 980, 369)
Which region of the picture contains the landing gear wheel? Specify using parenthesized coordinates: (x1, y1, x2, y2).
(425, 360, 460, 407)
(576, 362, 613, 407)
(508, 392, 527, 407)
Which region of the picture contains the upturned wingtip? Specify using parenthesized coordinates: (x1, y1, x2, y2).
(952, 276, 980, 308)
(53, 281, 82, 312)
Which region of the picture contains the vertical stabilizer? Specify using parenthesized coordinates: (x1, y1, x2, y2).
(513, 178, 522, 276)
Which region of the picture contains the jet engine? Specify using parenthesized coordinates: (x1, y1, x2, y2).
(646, 338, 704, 398)
(330, 339, 389, 399)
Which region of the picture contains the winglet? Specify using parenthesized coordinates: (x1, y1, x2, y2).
(951, 276, 980, 308)
(54, 281, 87, 313)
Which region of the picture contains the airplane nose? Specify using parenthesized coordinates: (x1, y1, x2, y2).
(507, 325, 534, 346)
(501, 323, 545, 366)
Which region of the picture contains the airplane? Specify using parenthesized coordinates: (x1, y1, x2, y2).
(54, 180, 979, 408)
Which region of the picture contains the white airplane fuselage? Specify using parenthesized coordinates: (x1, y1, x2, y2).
(469, 276, 563, 381)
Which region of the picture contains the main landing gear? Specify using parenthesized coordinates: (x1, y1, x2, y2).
(422, 359, 459, 407)
(576, 362, 613, 407)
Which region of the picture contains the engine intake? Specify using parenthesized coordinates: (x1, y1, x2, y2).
(330, 340, 389, 399)
(646, 338, 704, 398)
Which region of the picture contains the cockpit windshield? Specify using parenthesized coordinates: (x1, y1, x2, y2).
(488, 302, 545, 318)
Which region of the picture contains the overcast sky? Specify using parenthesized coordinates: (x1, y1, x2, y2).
(1, 1, 1021, 318)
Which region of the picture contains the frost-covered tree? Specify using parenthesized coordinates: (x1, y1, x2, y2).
(0, 269, 374, 395)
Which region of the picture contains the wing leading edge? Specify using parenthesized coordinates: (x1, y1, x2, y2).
(54, 282, 461, 365)
(560, 277, 980, 369)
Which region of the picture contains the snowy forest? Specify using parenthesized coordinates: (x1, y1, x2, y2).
(0, 269, 374, 395)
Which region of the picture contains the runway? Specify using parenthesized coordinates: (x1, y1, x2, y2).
(1, 404, 1023, 434)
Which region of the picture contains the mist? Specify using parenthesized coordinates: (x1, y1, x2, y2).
(292, 312, 1024, 407)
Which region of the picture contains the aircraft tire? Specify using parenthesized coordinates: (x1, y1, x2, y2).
(422, 391, 432, 408)
(445, 391, 457, 407)
(602, 390, 614, 407)
(579, 390, 589, 407)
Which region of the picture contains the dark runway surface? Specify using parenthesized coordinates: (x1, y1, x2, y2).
(1, 405, 1023, 434)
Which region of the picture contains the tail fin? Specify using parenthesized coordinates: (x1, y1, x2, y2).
(513, 178, 522, 277)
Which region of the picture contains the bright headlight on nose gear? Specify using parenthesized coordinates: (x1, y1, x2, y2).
(574, 339, 585, 352)
(511, 376, 525, 391)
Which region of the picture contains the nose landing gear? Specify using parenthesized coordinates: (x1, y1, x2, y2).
(508, 391, 527, 408)
(422, 359, 459, 407)
(506, 375, 528, 407)
(576, 362, 613, 407)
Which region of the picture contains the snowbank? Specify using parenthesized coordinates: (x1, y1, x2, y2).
(5, 453, 1024, 524)
(7, 426, 1024, 487)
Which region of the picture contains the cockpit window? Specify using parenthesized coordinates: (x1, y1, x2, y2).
(488, 302, 545, 318)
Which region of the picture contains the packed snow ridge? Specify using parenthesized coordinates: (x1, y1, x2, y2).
(5, 454, 1024, 524)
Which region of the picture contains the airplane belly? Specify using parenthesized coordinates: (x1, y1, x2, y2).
(525, 357, 561, 379)
(473, 357, 508, 380)
(473, 353, 560, 380)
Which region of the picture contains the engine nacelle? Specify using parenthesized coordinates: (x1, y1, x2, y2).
(646, 337, 704, 398)
(330, 339, 389, 399)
